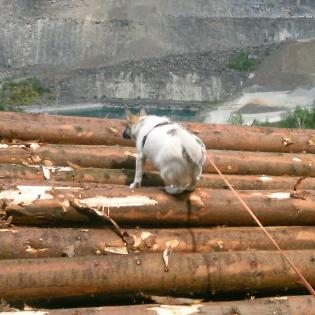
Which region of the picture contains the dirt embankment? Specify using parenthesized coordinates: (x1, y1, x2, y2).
(203, 39, 315, 124)
(251, 39, 315, 89)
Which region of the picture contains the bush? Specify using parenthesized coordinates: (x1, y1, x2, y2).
(253, 106, 315, 129)
(228, 52, 257, 71)
(0, 78, 46, 107)
(228, 112, 244, 125)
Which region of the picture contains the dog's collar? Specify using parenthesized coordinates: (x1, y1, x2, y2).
(142, 121, 173, 148)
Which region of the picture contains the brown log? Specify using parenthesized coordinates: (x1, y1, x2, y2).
(0, 163, 164, 187)
(1, 226, 315, 259)
(3, 163, 315, 190)
(6, 296, 314, 315)
(1, 250, 315, 300)
(0, 111, 315, 152)
(2, 182, 315, 226)
(1, 143, 315, 176)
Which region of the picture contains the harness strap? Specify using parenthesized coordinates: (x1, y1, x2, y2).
(142, 121, 172, 148)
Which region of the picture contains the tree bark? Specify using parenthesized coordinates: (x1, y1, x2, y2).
(1, 143, 315, 176)
(4, 296, 314, 315)
(2, 163, 315, 190)
(0, 251, 314, 301)
(1, 226, 315, 259)
(0, 111, 315, 152)
(2, 182, 315, 226)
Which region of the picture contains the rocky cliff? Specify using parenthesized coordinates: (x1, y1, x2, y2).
(0, 0, 315, 105)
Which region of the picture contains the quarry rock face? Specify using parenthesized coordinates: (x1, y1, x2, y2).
(0, 0, 315, 103)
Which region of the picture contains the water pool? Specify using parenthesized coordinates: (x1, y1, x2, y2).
(54, 105, 201, 121)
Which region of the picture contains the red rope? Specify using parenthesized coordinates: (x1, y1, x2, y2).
(207, 156, 315, 297)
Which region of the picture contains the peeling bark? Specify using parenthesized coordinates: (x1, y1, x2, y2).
(1, 226, 315, 259)
(0, 112, 315, 152)
(2, 183, 315, 226)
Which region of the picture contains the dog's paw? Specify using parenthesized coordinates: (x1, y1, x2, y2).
(165, 185, 184, 195)
(130, 182, 141, 189)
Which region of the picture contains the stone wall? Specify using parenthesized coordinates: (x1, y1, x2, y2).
(0, 1, 314, 69)
(48, 45, 276, 103)
(0, 0, 314, 104)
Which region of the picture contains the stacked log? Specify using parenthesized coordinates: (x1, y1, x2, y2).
(0, 112, 315, 312)
(2, 162, 315, 189)
(1, 143, 315, 176)
(0, 111, 315, 152)
(1, 182, 315, 226)
(2, 296, 314, 315)
(0, 226, 315, 259)
(1, 250, 315, 301)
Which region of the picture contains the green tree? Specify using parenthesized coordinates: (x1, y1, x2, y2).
(253, 106, 315, 129)
(228, 112, 244, 125)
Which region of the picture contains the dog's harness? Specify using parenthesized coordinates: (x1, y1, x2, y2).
(142, 121, 173, 148)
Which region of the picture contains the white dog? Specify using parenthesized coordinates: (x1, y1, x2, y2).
(122, 109, 206, 194)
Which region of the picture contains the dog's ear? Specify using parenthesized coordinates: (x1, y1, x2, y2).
(125, 109, 136, 122)
(139, 107, 146, 117)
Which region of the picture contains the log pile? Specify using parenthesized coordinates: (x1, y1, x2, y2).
(2, 296, 315, 315)
(0, 111, 315, 314)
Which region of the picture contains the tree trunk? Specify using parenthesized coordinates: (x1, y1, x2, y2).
(0, 111, 314, 152)
(2, 164, 315, 190)
(1, 143, 315, 176)
(0, 251, 314, 301)
(1, 226, 315, 259)
(2, 182, 315, 226)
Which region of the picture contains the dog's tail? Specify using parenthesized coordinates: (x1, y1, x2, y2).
(178, 129, 206, 166)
